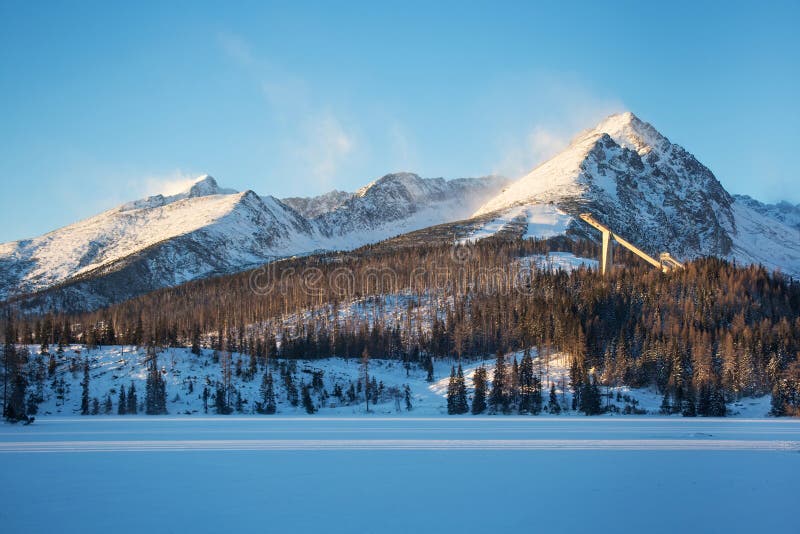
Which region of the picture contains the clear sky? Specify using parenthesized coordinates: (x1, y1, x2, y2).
(1, 0, 798, 242)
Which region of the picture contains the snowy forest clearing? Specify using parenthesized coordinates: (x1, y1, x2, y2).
(13, 344, 775, 419)
(1, 418, 799, 533)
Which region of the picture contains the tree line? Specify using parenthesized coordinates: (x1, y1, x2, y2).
(3, 236, 800, 419)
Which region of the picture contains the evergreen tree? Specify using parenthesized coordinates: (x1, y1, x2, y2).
(190, 324, 202, 355)
(489, 351, 507, 413)
(404, 384, 413, 411)
(284, 371, 299, 407)
(518, 351, 542, 415)
(509, 356, 520, 413)
(235, 389, 243, 413)
(682, 386, 697, 417)
(361, 348, 370, 413)
(215, 383, 231, 414)
(127, 382, 137, 414)
(3, 316, 16, 420)
(697, 383, 711, 416)
(302, 384, 316, 414)
(471, 366, 488, 415)
(47, 353, 57, 377)
(659, 391, 672, 415)
(709, 385, 727, 417)
(454, 365, 469, 414)
(579, 376, 603, 415)
(144, 347, 167, 415)
(80, 357, 90, 416)
(770, 381, 786, 416)
(118, 386, 127, 415)
(4, 330, 28, 422)
(446, 366, 457, 414)
(548, 383, 561, 414)
(258, 371, 277, 414)
(424, 354, 434, 383)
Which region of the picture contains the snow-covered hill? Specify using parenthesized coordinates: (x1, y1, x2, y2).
(0, 173, 507, 307)
(468, 112, 800, 275)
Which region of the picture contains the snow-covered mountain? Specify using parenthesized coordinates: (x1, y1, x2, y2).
(732, 195, 800, 231)
(2, 111, 798, 311)
(0, 173, 507, 308)
(282, 190, 352, 219)
(465, 112, 800, 276)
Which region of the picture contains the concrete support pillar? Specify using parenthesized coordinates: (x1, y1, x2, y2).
(601, 230, 613, 276)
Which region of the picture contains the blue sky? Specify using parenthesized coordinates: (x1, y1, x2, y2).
(1, 0, 798, 242)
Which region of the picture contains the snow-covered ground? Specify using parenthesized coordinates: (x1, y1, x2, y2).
(1, 417, 798, 533)
(516, 251, 599, 272)
(4, 343, 794, 533)
(26, 344, 770, 418)
(459, 204, 573, 242)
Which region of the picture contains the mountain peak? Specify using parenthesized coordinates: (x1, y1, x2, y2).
(184, 175, 238, 198)
(186, 174, 218, 195)
(356, 172, 423, 197)
(588, 111, 668, 156)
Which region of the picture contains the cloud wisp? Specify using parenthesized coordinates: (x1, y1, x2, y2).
(491, 75, 625, 179)
(218, 31, 357, 189)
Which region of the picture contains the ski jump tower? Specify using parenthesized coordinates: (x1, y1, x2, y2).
(579, 213, 684, 276)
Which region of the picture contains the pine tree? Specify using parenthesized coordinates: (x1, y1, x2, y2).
(145, 347, 167, 415)
(47, 353, 57, 377)
(446, 366, 457, 414)
(697, 383, 711, 416)
(489, 351, 507, 413)
(127, 382, 138, 414)
(258, 371, 277, 414)
(190, 324, 202, 355)
(4, 333, 28, 422)
(579, 376, 603, 415)
(302, 384, 316, 414)
(548, 383, 561, 414)
(659, 391, 671, 415)
(709, 385, 727, 417)
(518, 351, 542, 415)
(361, 348, 370, 413)
(80, 358, 90, 416)
(2, 317, 16, 420)
(454, 364, 469, 414)
(118, 386, 127, 415)
(284, 371, 299, 407)
(682, 386, 697, 417)
(509, 357, 520, 413)
(471, 366, 487, 415)
(215, 383, 230, 414)
(425, 354, 434, 383)
(404, 384, 413, 411)
(770, 381, 786, 416)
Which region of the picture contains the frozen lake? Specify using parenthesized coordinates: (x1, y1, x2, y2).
(2, 417, 799, 533)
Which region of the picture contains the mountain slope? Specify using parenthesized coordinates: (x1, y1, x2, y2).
(732, 195, 800, 231)
(281, 190, 352, 219)
(0, 176, 317, 302)
(467, 112, 799, 275)
(0, 173, 507, 308)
